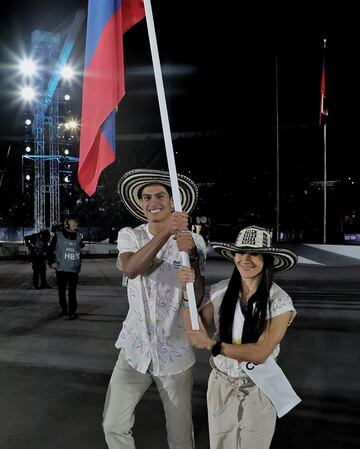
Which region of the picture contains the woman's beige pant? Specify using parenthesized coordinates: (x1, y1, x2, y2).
(103, 350, 194, 449)
(207, 362, 277, 449)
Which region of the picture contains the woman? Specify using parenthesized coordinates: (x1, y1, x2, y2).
(178, 225, 301, 449)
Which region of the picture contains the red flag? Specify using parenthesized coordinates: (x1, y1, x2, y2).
(78, 0, 145, 196)
(319, 39, 327, 125)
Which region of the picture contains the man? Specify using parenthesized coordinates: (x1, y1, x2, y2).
(25, 229, 51, 289)
(103, 169, 207, 449)
(48, 215, 84, 320)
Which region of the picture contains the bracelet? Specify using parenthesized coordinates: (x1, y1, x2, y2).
(211, 341, 222, 357)
(182, 303, 190, 311)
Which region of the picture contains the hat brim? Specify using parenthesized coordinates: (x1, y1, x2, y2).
(117, 169, 198, 222)
(210, 242, 297, 271)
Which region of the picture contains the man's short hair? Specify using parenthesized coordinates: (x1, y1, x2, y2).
(64, 215, 78, 229)
(137, 183, 172, 200)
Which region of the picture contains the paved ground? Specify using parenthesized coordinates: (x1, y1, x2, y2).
(0, 257, 359, 449)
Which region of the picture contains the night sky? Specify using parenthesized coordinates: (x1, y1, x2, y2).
(0, 1, 359, 240)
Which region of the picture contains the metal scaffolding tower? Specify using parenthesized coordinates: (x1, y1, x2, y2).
(48, 90, 60, 228)
(26, 10, 84, 232)
(31, 30, 60, 232)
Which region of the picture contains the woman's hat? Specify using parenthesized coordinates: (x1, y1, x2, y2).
(117, 169, 198, 222)
(210, 226, 297, 271)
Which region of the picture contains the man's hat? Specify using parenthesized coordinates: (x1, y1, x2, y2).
(117, 169, 198, 222)
(210, 226, 297, 271)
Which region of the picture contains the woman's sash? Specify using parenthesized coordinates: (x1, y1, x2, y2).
(234, 302, 301, 417)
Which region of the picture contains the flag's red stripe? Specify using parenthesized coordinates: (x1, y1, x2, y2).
(78, 129, 115, 197)
(122, 0, 145, 33)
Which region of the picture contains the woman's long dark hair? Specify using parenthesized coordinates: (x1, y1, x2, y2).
(218, 255, 273, 344)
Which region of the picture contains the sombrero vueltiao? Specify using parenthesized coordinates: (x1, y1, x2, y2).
(117, 169, 198, 222)
(210, 226, 297, 271)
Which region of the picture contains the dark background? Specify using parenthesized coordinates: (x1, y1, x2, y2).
(1, 1, 360, 242)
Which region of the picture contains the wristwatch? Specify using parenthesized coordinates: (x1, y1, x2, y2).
(211, 341, 222, 357)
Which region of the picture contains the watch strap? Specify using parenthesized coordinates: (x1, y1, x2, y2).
(211, 340, 222, 357)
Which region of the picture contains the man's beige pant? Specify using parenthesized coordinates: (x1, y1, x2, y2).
(103, 350, 195, 449)
(207, 363, 277, 449)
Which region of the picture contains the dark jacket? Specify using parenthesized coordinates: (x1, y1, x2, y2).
(25, 231, 50, 260)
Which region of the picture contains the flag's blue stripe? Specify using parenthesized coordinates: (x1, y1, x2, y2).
(84, 0, 122, 70)
(100, 111, 116, 152)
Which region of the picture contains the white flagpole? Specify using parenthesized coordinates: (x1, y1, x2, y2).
(275, 56, 280, 242)
(143, 0, 199, 330)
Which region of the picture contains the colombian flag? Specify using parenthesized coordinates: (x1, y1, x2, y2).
(78, 0, 145, 196)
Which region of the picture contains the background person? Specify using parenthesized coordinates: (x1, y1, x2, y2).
(48, 216, 84, 319)
(24, 229, 51, 289)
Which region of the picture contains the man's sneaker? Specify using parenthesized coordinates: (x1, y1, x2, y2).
(40, 284, 52, 289)
(60, 309, 68, 317)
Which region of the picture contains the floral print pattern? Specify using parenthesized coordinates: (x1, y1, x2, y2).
(115, 224, 206, 376)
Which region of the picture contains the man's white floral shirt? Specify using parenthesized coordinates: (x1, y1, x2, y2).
(116, 224, 206, 376)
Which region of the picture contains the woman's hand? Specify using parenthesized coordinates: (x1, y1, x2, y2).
(188, 318, 214, 350)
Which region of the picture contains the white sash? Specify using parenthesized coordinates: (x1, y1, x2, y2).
(234, 302, 301, 417)
(240, 358, 301, 417)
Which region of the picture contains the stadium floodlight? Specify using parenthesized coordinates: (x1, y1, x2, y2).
(64, 94, 71, 101)
(19, 58, 36, 76)
(25, 119, 32, 126)
(61, 65, 74, 80)
(64, 149, 70, 155)
(64, 175, 71, 183)
(65, 119, 79, 131)
(21, 86, 35, 101)
(25, 174, 31, 181)
(25, 146, 31, 153)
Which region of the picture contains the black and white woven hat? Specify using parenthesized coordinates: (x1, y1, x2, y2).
(210, 226, 297, 271)
(117, 169, 198, 222)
